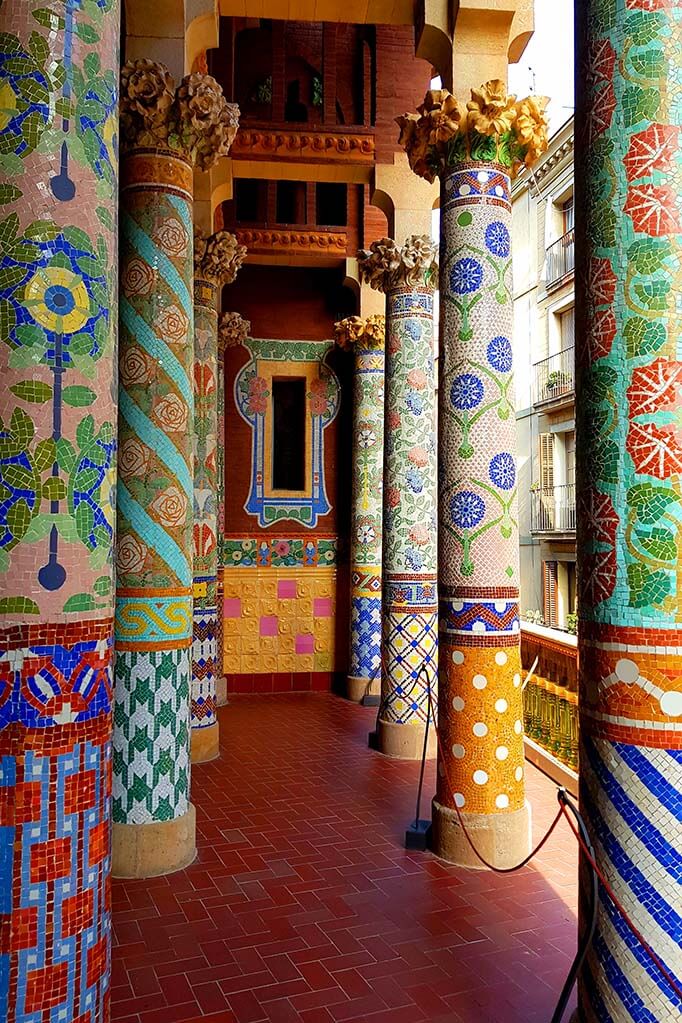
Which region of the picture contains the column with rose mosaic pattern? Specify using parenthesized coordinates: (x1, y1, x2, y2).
(113, 59, 239, 877)
(397, 84, 548, 864)
(358, 238, 439, 759)
(0, 3, 119, 1018)
(191, 233, 245, 762)
(216, 311, 250, 705)
(574, 4, 682, 1019)
(334, 314, 385, 703)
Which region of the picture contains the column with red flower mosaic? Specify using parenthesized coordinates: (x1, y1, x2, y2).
(397, 84, 549, 864)
(190, 232, 245, 761)
(334, 315, 386, 703)
(358, 238, 439, 759)
(112, 60, 239, 877)
(216, 311, 250, 704)
(574, 5, 682, 1019)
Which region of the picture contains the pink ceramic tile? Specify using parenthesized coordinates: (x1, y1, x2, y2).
(313, 597, 333, 617)
(277, 580, 297, 599)
(260, 615, 279, 637)
(295, 633, 315, 655)
(224, 598, 242, 618)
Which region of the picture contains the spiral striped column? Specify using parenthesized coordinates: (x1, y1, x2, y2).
(191, 272, 220, 761)
(576, 3, 682, 1018)
(113, 148, 196, 877)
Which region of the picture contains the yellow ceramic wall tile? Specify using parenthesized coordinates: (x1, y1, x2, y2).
(278, 654, 297, 671)
(314, 652, 333, 671)
(242, 636, 261, 654)
(242, 654, 263, 673)
(298, 599, 314, 616)
(279, 634, 295, 653)
(262, 654, 278, 671)
(297, 582, 313, 598)
(260, 598, 279, 616)
(222, 618, 243, 636)
(296, 654, 315, 671)
(260, 636, 279, 654)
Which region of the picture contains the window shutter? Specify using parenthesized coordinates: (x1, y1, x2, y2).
(543, 561, 559, 627)
(539, 433, 555, 489)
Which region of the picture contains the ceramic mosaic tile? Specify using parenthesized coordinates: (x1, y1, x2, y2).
(576, 2, 682, 1017)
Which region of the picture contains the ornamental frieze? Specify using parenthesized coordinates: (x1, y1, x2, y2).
(235, 228, 347, 255)
(231, 126, 375, 162)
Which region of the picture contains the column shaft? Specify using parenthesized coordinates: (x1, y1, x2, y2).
(113, 149, 195, 876)
(191, 276, 219, 761)
(347, 331, 385, 703)
(0, 4, 119, 1019)
(215, 334, 227, 706)
(381, 286, 438, 758)
(434, 165, 530, 867)
(576, 4, 682, 1019)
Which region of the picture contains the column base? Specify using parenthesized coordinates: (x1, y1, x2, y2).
(347, 675, 380, 703)
(216, 676, 228, 706)
(431, 798, 532, 869)
(191, 721, 220, 763)
(376, 718, 436, 760)
(112, 803, 196, 878)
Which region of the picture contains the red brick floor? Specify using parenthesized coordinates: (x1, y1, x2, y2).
(112, 693, 579, 1023)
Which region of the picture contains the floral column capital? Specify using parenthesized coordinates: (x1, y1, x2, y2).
(218, 311, 251, 350)
(396, 81, 549, 182)
(357, 237, 438, 293)
(334, 314, 385, 351)
(120, 59, 240, 169)
(194, 230, 247, 286)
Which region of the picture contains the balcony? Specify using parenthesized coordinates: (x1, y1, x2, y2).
(531, 483, 576, 535)
(532, 346, 574, 408)
(546, 228, 574, 289)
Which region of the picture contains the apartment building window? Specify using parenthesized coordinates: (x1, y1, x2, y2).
(543, 561, 559, 628)
(559, 306, 575, 350)
(562, 196, 574, 233)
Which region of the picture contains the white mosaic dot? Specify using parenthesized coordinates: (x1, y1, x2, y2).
(494, 600, 507, 613)
(495, 651, 508, 666)
(513, 674, 521, 687)
(452, 744, 466, 759)
(514, 720, 523, 734)
(454, 792, 466, 807)
(615, 658, 639, 684)
(459, 184, 471, 196)
(512, 621, 519, 633)
(515, 766, 524, 782)
(452, 650, 465, 665)
(496, 794, 509, 809)
(660, 690, 682, 717)
(472, 674, 488, 690)
(473, 722, 488, 737)
(473, 769, 489, 785)
(477, 170, 490, 183)
(496, 745, 509, 761)
(452, 601, 463, 612)
(472, 621, 486, 633)
(495, 698, 508, 713)
(452, 696, 465, 711)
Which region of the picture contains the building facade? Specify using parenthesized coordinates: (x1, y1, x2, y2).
(513, 116, 576, 633)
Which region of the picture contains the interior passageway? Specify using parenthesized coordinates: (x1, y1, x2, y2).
(112, 694, 577, 1023)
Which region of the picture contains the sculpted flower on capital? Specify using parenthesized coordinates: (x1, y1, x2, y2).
(334, 313, 385, 351)
(219, 311, 250, 349)
(358, 235, 438, 293)
(120, 60, 240, 169)
(195, 229, 247, 286)
(396, 79, 549, 181)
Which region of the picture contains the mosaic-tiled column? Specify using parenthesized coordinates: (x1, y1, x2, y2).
(575, 6, 682, 1019)
(358, 238, 439, 759)
(397, 86, 548, 863)
(113, 60, 238, 877)
(334, 315, 386, 703)
(191, 234, 245, 762)
(0, 4, 119, 1019)
(216, 311, 250, 705)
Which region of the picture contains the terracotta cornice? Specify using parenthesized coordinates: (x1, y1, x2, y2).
(231, 125, 375, 163)
(235, 227, 347, 255)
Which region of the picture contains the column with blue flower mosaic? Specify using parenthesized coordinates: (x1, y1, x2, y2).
(0, 3, 119, 1020)
(398, 85, 549, 864)
(334, 314, 386, 703)
(191, 231, 245, 762)
(113, 60, 239, 877)
(358, 238, 439, 759)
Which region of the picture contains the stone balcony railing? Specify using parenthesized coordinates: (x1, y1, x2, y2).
(230, 123, 375, 164)
(521, 622, 578, 773)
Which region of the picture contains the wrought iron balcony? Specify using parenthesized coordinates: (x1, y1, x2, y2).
(532, 346, 574, 406)
(530, 483, 577, 534)
(546, 228, 575, 289)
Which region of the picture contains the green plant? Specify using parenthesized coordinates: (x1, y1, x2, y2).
(312, 74, 323, 107)
(546, 370, 570, 391)
(523, 609, 546, 626)
(565, 612, 578, 635)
